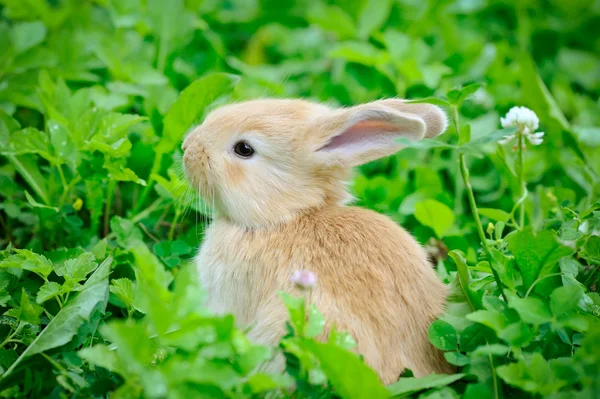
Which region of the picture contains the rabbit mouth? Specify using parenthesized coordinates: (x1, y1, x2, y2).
(183, 146, 213, 189)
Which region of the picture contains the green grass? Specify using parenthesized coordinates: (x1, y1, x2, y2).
(0, 0, 599, 398)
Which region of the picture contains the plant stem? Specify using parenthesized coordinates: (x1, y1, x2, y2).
(525, 273, 563, 297)
(0, 331, 16, 350)
(57, 164, 68, 194)
(157, 32, 168, 73)
(132, 198, 165, 224)
(58, 175, 81, 208)
(168, 208, 182, 240)
(0, 212, 11, 243)
(106, 198, 165, 241)
(452, 106, 507, 302)
(154, 204, 171, 232)
(488, 353, 500, 399)
(103, 180, 117, 237)
(8, 154, 50, 205)
(138, 222, 160, 243)
(0, 322, 24, 349)
(516, 130, 526, 229)
(583, 264, 600, 286)
(42, 353, 68, 374)
(133, 152, 163, 214)
(454, 161, 465, 215)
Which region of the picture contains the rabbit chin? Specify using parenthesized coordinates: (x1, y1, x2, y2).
(209, 176, 355, 229)
(211, 186, 325, 228)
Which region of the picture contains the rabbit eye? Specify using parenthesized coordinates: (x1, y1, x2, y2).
(233, 141, 255, 158)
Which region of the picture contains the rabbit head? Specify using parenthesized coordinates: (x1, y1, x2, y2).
(182, 98, 447, 227)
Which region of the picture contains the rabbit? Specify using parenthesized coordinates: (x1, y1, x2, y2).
(182, 98, 454, 384)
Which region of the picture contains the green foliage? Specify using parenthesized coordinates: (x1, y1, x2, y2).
(0, 0, 599, 398)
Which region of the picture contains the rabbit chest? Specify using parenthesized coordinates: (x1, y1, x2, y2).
(195, 220, 293, 326)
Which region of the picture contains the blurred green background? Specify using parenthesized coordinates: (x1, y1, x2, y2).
(1, 0, 599, 253)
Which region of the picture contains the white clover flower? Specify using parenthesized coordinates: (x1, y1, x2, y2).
(290, 269, 317, 289)
(498, 106, 545, 147)
(501, 106, 539, 131)
(527, 132, 545, 146)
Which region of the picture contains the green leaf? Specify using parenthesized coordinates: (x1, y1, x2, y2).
(0, 109, 49, 203)
(5, 127, 53, 161)
(403, 97, 451, 107)
(444, 351, 469, 366)
(508, 228, 573, 296)
(0, 293, 11, 307)
(47, 120, 77, 168)
(357, 0, 393, 39)
(446, 83, 483, 106)
(471, 344, 509, 357)
(95, 321, 158, 377)
(110, 216, 144, 248)
(488, 248, 520, 290)
(462, 128, 517, 150)
(1, 255, 112, 379)
(303, 341, 389, 399)
(54, 252, 98, 285)
(550, 285, 584, 317)
(506, 292, 552, 325)
(36, 281, 61, 304)
(152, 168, 190, 201)
(279, 292, 305, 336)
(558, 48, 600, 91)
(520, 52, 570, 132)
(105, 163, 146, 185)
(414, 199, 455, 238)
(328, 42, 389, 66)
(458, 323, 488, 352)
(109, 278, 135, 310)
(559, 314, 588, 332)
(428, 320, 458, 351)
(497, 352, 566, 395)
(466, 310, 505, 333)
(129, 243, 174, 333)
(458, 124, 471, 146)
(498, 322, 536, 347)
(388, 373, 465, 397)
(24, 190, 58, 212)
(448, 250, 482, 310)
(397, 137, 457, 150)
(329, 325, 358, 351)
(160, 73, 240, 154)
(18, 288, 42, 325)
(478, 208, 511, 223)
(78, 344, 121, 374)
(306, 305, 325, 338)
(307, 4, 355, 40)
(147, 0, 195, 71)
(559, 257, 580, 278)
(585, 236, 600, 259)
(245, 373, 294, 393)
(130, 244, 173, 289)
(419, 387, 460, 399)
(0, 249, 53, 278)
(11, 21, 46, 54)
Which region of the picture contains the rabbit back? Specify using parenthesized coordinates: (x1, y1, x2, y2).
(196, 205, 452, 382)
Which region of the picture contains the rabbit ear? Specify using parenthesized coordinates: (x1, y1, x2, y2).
(315, 100, 447, 167)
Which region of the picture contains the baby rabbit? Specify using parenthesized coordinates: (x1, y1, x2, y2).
(182, 98, 453, 383)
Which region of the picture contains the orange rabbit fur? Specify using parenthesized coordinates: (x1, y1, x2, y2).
(183, 98, 454, 383)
